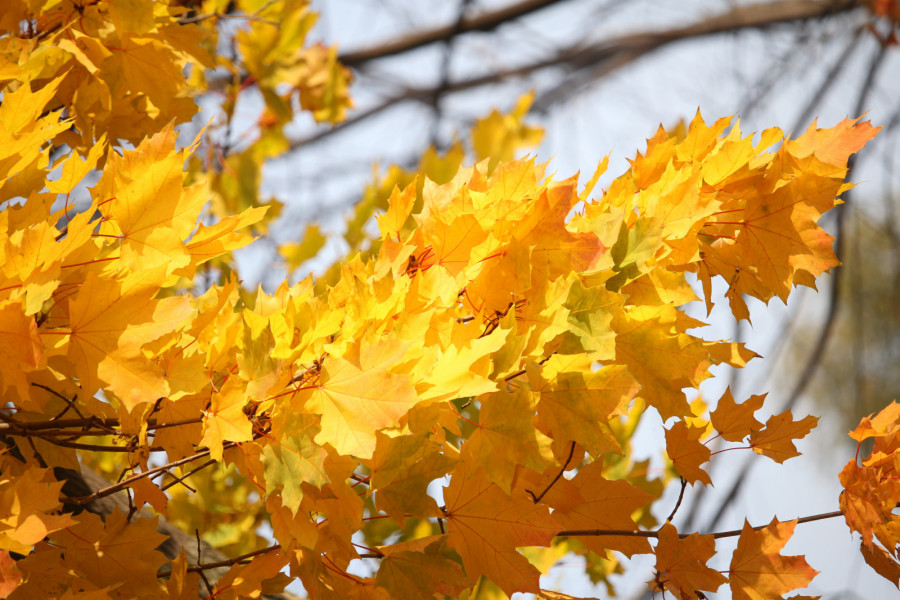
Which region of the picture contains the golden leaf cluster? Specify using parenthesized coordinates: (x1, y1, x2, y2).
(0, 1, 890, 599)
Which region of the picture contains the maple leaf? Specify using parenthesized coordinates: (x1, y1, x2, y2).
(710, 389, 765, 442)
(65, 270, 193, 407)
(848, 400, 900, 443)
(839, 458, 900, 551)
(729, 519, 818, 600)
(0, 458, 76, 555)
(839, 401, 900, 566)
(546, 461, 654, 559)
(651, 522, 727, 600)
(93, 128, 208, 274)
(786, 116, 880, 167)
(129, 476, 168, 516)
(472, 91, 544, 174)
(367, 433, 456, 525)
(177, 206, 269, 279)
(165, 549, 202, 600)
(0, 550, 21, 598)
(280, 224, 327, 272)
(749, 410, 818, 463)
(531, 358, 638, 458)
(52, 510, 169, 597)
(377, 183, 417, 240)
(462, 388, 555, 494)
(212, 548, 290, 600)
(665, 420, 712, 485)
(301, 338, 419, 458)
(200, 376, 253, 462)
(374, 537, 468, 599)
(612, 311, 717, 420)
(262, 412, 329, 514)
(0, 300, 43, 405)
(859, 542, 900, 589)
(416, 320, 508, 403)
(443, 461, 560, 595)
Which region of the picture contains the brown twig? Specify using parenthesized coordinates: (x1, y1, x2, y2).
(0, 416, 202, 434)
(158, 543, 283, 578)
(197, 529, 214, 595)
(159, 458, 216, 492)
(559, 509, 844, 539)
(526, 441, 576, 503)
(664, 478, 688, 524)
(64, 444, 229, 505)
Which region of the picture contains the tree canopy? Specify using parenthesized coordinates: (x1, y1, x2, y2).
(0, 1, 898, 599)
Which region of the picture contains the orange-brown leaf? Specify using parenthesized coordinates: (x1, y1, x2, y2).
(651, 522, 727, 600)
(860, 541, 900, 588)
(729, 519, 818, 600)
(748, 410, 817, 463)
(710, 389, 765, 443)
(547, 461, 654, 558)
(443, 462, 560, 596)
(665, 420, 711, 485)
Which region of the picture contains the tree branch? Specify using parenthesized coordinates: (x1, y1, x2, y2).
(338, 0, 571, 67)
(287, 0, 861, 152)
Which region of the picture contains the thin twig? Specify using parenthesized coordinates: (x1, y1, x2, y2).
(159, 458, 216, 492)
(664, 478, 688, 524)
(197, 529, 214, 595)
(31, 383, 85, 420)
(558, 509, 844, 539)
(526, 441, 576, 503)
(64, 444, 227, 505)
(158, 543, 283, 578)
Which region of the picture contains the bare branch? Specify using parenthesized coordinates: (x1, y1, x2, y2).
(339, 0, 571, 67)
(287, 0, 860, 152)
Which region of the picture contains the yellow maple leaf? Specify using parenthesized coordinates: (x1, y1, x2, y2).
(93, 124, 208, 274)
(0, 457, 76, 555)
(472, 91, 545, 174)
(200, 376, 253, 462)
(302, 338, 419, 458)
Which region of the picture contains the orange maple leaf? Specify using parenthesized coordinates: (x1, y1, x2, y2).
(838, 401, 900, 564)
(546, 461, 654, 559)
(443, 461, 560, 596)
(710, 389, 765, 442)
(665, 420, 711, 485)
(748, 410, 818, 463)
(786, 116, 880, 167)
(651, 522, 727, 600)
(729, 519, 818, 600)
(53, 510, 169, 596)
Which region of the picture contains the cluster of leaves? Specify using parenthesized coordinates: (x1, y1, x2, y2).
(839, 401, 900, 585)
(0, 1, 895, 599)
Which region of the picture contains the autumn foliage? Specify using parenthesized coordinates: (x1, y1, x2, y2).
(0, 1, 897, 599)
